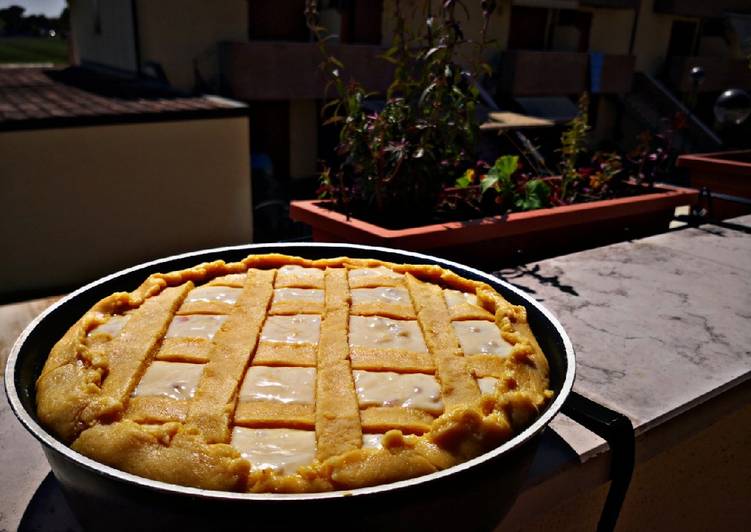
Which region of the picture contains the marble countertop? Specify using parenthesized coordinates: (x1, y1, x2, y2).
(2, 216, 750, 531)
(499, 214, 751, 462)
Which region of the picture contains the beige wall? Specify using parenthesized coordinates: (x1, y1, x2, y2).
(70, 0, 138, 71)
(632, 0, 698, 74)
(289, 99, 319, 179)
(137, 0, 248, 91)
(584, 6, 635, 55)
(0, 117, 252, 298)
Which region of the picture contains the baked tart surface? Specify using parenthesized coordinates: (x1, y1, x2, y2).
(36, 254, 551, 493)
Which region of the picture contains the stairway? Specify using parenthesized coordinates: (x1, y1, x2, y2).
(622, 72, 723, 153)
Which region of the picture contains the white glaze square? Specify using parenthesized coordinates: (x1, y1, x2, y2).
(260, 315, 321, 344)
(239, 366, 316, 405)
(349, 316, 427, 352)
(165, 314, 227, 340)
(353, 370, 443, 414)
(231, 427, 316, 474)
(132, 361, 204, 400)
(452, 320, 512, 357)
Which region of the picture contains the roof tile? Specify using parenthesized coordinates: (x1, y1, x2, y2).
(0, 66, 245, 128)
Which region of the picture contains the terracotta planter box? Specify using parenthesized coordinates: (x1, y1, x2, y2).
(290, 184, 699, 267)
(677, 150, 751, 220)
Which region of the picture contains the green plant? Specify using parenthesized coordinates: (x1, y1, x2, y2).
(559, 92, 590, 201)
(306, 0, 495, 225)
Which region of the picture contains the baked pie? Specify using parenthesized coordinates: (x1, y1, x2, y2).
(36, 254, 552, 493)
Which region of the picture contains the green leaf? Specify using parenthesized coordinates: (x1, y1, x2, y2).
(418, 82, 437, 106)
(424, 46, 445, 60)
(480, 174, 498, 194)
(323, 115, 345, 126)
(455, 168, 474, 188)
(493, 155, 518, 180)
(516, 179, 551, 211)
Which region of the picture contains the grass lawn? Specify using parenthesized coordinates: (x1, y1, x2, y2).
(0, 36, 68, 64)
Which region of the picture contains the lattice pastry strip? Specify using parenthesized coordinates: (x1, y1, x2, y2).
(253, 314, 320, 367)
(156, 314, 228, 363)
(182, 269, 275, 443)
(314, 268, 362, 461)
(349, 347, 435, 373)
(350, 286, 416, 319)
(443, 289, 495, 321)
(405, 274, 481, 409)
(275, 265, 325, 289)
(207, 273, 247, 288)
(348, 266, 405, 288)
(79, 283, 193, 424)
(360, 407, 435, 434)
(124, 397, 189, 424)
(268, 288, 325, 315)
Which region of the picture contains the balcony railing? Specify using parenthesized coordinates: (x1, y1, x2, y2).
(653, 0, 750, 17)
(666, 56, 751, 93)
(218, 41, 393, 101)
(498, 51, 635, 96)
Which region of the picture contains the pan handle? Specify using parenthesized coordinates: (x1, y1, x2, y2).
(562, 392, 635, 532)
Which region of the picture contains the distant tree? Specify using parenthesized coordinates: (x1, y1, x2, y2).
(0, 4, 65, 37)
(0, 5, 25, 34)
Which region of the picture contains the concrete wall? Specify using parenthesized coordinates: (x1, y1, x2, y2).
(136, 0, 248, 91)
(631, 0, 697, 75)
(289, 99, 319, 179)
(0, 117, 252, 298)
(584, 6, 635, 55)
(70, 0, 138, 71)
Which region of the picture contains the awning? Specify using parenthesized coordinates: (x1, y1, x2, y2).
(480, 111, 555, 131)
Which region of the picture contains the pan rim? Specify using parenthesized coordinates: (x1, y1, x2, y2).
(4, 242, 575, 501)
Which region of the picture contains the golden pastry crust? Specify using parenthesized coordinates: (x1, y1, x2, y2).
(36, 254, 552, 493)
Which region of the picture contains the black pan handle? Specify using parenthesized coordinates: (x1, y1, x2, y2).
(561, 391, 635, 532)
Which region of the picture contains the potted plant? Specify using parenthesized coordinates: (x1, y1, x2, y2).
(677, 150, 751, 220)
(291, 1, 697, 266)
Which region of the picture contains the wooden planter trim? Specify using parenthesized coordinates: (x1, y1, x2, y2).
(677, 151, 751, 178)
(290, 184, 699, 249)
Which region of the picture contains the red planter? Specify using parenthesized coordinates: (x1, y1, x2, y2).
(290, 184, 699, 267)
(677, 151, 751, 220)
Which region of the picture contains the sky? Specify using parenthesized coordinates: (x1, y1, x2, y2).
(0, 0, 65, 17)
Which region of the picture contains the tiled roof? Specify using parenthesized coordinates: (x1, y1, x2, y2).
(0, 66, 246, 130)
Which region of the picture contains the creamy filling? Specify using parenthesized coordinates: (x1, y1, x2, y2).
(452, 320, 512, 357)
(477, 376, 500, 395)
(362, 434, 385, 449)
(443, 289, 480, 308)
(132, 361, 204, 401)
(353, 370, 443, 414)
(239, 366, 316, 404)
(273, 288, 324, 304)
(349, 316, 428, 352)
(186, 286, 242, 305)
(89, 314, 130, 338)
(351, 287, 411, 305)
(261, 315, 321, 344)
(348, 266, 403, 281)
(165, 314, 227, 340)
(231, 427, 316, 475)
(276, 265, 324, 285)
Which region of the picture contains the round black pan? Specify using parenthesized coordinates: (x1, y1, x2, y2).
(5, 243, 575, 532)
